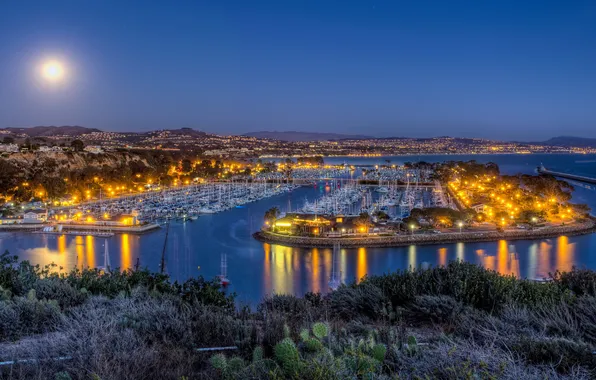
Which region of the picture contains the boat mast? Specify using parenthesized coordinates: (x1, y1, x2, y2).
(160, 221, 170, 274)
(104, 238, 111, 272)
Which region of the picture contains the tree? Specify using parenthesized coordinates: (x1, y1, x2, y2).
(2, 136, 14, 144)
(264, 207, 280, 224)
(354, 212, 372, 231)
(71, 139, 85, 152)
(181, 159, 193, 174)
(374, 210, 389, 221)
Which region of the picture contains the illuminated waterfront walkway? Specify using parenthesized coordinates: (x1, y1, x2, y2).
(254, 219, 596, 248)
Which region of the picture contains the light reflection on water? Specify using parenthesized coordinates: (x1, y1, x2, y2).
(0, 221, 593, 304)
(1, 154, 596, 304)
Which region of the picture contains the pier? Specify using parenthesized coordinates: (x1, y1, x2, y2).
(537, 165, 596, 185)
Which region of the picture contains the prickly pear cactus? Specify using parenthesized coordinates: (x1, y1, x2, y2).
(312, 322, 329, 339)
(299, 328, 310, 341)
(304, 337, 323, 352)
(274, 337, 301, 375)
(252, 346, 263, 362)
(210, 353, 227, 371)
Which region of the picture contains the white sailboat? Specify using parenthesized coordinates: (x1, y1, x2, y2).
(98, 238, 111, 273)
(218, 253, 230, 286)
(328, 243, 342, 290)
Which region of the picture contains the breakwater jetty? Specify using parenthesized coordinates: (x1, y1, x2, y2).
(537, 165, 596, 185)
(254, 219, 596, 248)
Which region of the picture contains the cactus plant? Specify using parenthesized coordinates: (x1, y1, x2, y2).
(371, 343, 386, 362)
(304, 337, 323, 352)
(252, 346, 263, 362)
(299, 328, 310, 341)
(227, 357, 245, 372)
(357, 355, 380, 376)
(274, 337, 301, 375)
(312, 322, 329, 339)
(210, 353, 227, 371)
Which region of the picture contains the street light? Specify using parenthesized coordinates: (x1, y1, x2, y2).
(458, 221, 463, 233)
(410, 224, 415, 235)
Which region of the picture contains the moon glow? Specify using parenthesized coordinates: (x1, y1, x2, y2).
(42, 60, 65, 82)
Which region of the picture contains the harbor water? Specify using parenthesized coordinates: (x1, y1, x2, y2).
(1, 153, 596, 305)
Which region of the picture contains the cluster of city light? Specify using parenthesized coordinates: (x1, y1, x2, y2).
(449, 172, 575, 226)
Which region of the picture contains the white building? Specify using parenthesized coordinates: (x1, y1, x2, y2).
(22, 210, 48, 223)
(0, 144, 19, 153)
(84, 145, 104, 154)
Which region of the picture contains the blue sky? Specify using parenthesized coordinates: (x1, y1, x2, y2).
(0, 0, 595, 140)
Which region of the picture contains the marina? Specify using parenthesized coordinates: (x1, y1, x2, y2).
(69, 180, 300, 222)
(2, 154, 596, 304)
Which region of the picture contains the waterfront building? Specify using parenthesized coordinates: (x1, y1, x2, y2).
(22, 210, 48, 223)
(271, 213, 389, 237)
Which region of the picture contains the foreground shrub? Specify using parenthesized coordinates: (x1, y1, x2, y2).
(4, 254, 596, 379)
(0, 295, 62, 341)
(329, 282, 386, 321)
(363, 261, 570, 314)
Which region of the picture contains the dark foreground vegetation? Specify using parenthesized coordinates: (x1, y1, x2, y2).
(2, 251, 596, 379)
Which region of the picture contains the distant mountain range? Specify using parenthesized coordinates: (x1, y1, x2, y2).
(145, 127, 208, 137)
(541, 136, 596, 148)
(243, 131, 374, 142)
(3, 127, 596, 148)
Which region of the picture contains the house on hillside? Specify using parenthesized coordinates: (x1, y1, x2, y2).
(471, 203, 487, 213)
(84, 145, 104, 154)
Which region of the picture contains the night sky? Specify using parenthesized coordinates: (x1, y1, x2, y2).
(0, 0, 595, 140)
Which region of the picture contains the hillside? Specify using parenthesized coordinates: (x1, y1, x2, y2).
(0, 150, 173, 198)
(542, 136, 596, 148)
(243, 131, 373, 141)
(3, 126, 101, 137)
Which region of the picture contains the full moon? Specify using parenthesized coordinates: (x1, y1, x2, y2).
(41, 60, 65, 81)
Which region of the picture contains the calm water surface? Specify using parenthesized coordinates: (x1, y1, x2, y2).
(2, 154, 596, 304)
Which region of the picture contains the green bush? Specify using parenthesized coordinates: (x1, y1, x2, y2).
(0, 295, 62, 341)
(329, 282, 386, 321)
(512, 336, 596, 372)
(34, 278, 88, 309)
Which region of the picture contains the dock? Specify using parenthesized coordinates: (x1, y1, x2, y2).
(537, 165, 596, 185)
(33, 230, 115, 237)
(0, 222, 160, 234)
